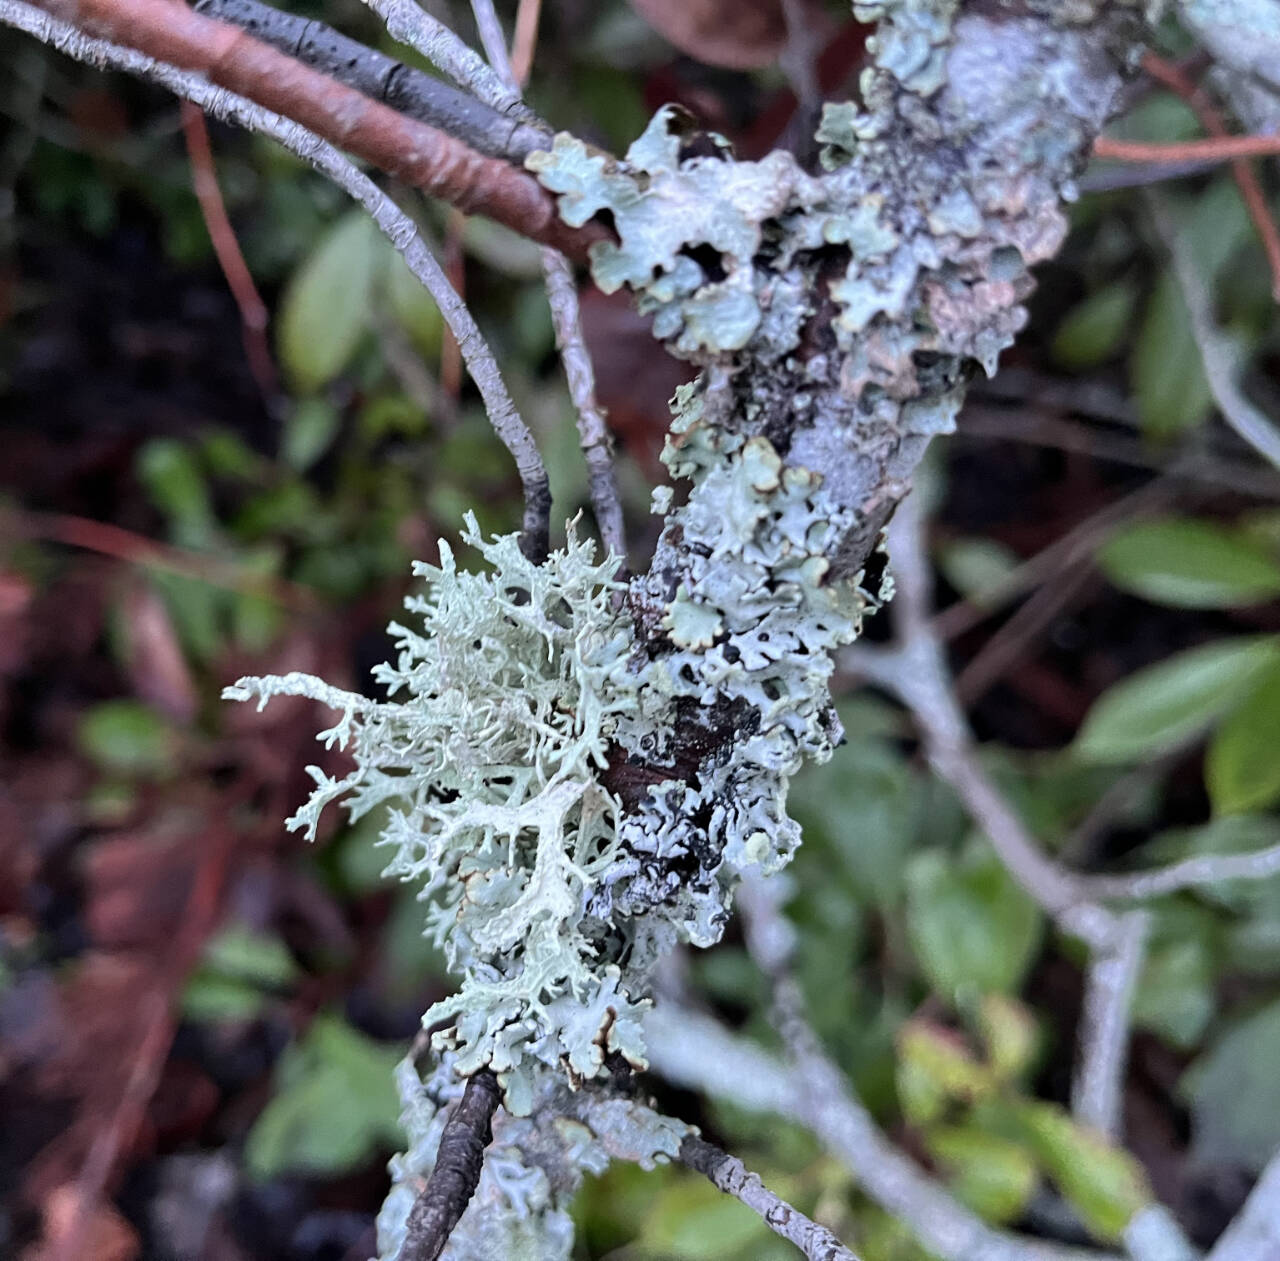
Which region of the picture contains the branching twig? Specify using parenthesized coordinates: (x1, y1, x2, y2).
(1145, 188, 1280, 469)
(10, 0, 598, 257)
(400, 1069, 502, 1261)
(678, 1132, 860, 1261)
(0, 0, 553, 559)
(469, 0, 626, 562)
(194, 0, 553, 162)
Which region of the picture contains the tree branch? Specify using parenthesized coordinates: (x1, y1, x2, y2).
(193, 0, 553, 163)
(678, 1132, 860, 1261)
(400, 1068, 502, 1261)
(16, 0, 602, 257)
(0, 0, 553, 558)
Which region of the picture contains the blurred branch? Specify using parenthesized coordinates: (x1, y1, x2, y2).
(509, 0, 542, 91)
(400, 1069, 501, 1261)
(1204, 1149, 1280, 1261)
(179, 102, 278, 401)
(1094, 131, 1280, 163)
(1138, 51, 1280, 301)
(194, 0, 553, 162)
(1145, 188, 1280, 469)
(2, 0, 600, 257)
(0, 0, 553, 561)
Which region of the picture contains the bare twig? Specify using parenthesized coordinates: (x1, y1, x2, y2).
(359, 0, 528, 118)
(1072, 910, 1149, 1139)
(509, 0, 542, 90)
(180, 102, 277, 401)
(469, 0, 627, 561)
(194, 0, 553, 162)
(1145, 188, 1280, 469)
(1095, 131, 1280, 163)
(1204, 1149, 1280, 1261)
(400, 1069, 502, 1261)
(1138, 51, 1280, 302)
(645, 1002, 1121, 1261)
(8, 0, 598, 257)
(0, 0, 552, 560)
(1078, 842, 1280, 902)
(678, 1132, 860, 1261)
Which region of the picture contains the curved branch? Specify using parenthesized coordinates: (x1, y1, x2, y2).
(22, 0, 603, 257)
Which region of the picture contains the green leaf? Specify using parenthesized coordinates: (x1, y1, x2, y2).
(281, 398, 342, 472)
(897, 1020, 995, 1124)
(1129, 271, 1213, 440)
(936, 539, 1020, 610)
(975, 994, 1039, 1084)
(77, 700, 174, 776)
(1016, 1103, 1151, 1241)
(137, 438, 216, 549)
(1075, 637, 1280, 764)
(244, 1014, 403, 1179)
(905, 840, 1044, 1003)
(204, 924, 300, 988)
(924, 1125, 1038, 1224)
(1098, 519, 1280, 609)
(278, 210, 378, 393)
(1131, 903, 1218, 1049)
(1181, 999, 1280, 1174)
(639, 1174, 774, 1259)
(1207, 660, 1280, 815)
(1051, 280, 1137, 371)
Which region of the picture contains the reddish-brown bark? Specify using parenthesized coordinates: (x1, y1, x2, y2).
(31, 0, 605, 258)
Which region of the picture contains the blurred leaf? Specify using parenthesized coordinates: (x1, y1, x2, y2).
(1132, 903, 1218, 1049)
(183, 925, 299, 1024)
(637, 1173, 774, 1258)
(905, 840, 1043, 1002)
(1182, 998, 1280, 1174)
(897, 1020, 994, 1125)
(278, 210, 378, 393)
(77, 700, 174, 776)
(1051, 280, 1137, 371)
(244, 1014, 403, 1179)
(461, 217, 544, 281)
(975, 994, 1039, 1084)
(282, 398, 342, 472)
(793, 738, 919, 907)
(1098, 518, 1280, 609)
(1129, 272, 1213, 440)
(1074, 637, 1280, 763)
(384, 244, 445, 357)
(626, 0, 788, 69)
(936, 538, 1019, 610)
(137, 438, 216, 549)
(1207, 660, 1280, 815)
(1016, 1103, 1150, 1241)
(924, 1125, 1038, 1224)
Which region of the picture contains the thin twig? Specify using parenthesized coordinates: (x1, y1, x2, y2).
(678, 1132, 860, 1261)
(0, 0, 553, 560)
(1138, 51, 1280, 302)
(1094, 131, 1280, 163)
(1078, 842, 1280, 902)
(359, 0, 529, 118)
(1145, 188, 1280, 469)
(1072, 910, 1148, 1139)
(8, 0, 596, 256)
(400, 1069, 502, 1261)
(645, 1002, 1122, 1261)
(1204, 1149, 1280, 1261)
(180, 102, 278, 401)
(469, 0, 627, 561)
(194, 0, 553, 162)
(508, 0, 542, 90)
